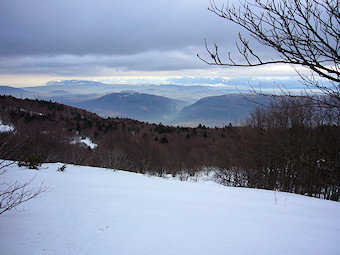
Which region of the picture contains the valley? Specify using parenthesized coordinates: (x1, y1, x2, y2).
(0, 80, 274, 126)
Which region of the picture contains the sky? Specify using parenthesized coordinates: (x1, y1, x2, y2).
(0, 0, 300, 87)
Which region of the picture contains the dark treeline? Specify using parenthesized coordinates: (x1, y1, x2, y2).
(0, 95, 339, 201)
(214, 97, 339, 201)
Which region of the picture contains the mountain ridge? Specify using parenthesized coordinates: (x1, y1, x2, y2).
(72, 92, 188, 123)
(1, 82, 273, 126)
(174, 94, 273, 126)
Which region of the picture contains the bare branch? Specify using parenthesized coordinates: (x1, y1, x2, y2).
(202, 0, 340, 107)
(0, 163, 48, 215)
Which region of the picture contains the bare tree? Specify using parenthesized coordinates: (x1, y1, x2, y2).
(199, 0, 339, 108)
(0, 161, 47, 215)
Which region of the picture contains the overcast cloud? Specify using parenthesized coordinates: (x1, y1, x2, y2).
(0, 1, 241, 73)
(1, 0, 234, 55)
(0, 0, 295, 85)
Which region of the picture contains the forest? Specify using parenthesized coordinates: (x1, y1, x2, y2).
(0, 95, 339, 201)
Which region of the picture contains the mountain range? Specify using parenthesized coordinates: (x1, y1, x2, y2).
(72, 92, 188, 124)
(0, 80, 273, 126)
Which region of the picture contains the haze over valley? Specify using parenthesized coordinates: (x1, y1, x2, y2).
(1, 77, 301, 126)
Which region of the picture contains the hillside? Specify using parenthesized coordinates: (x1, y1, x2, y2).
(72, 92, 188, 123)
(0, 83, 277, 126)
(0, 95, 339, 201)
(175, 94, 273, 127)
(0, 95, 230, 174)
(1, 162, 339, 255)
(0, 86, 28, 98)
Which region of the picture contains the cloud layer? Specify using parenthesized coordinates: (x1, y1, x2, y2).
(1, 0, 304, 84)
(2, 0, 214, 55)
(0, 0, 245, 75)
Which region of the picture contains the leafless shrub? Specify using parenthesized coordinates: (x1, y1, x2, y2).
(0, 161, 48, 215)
(57, 164, 67, 172)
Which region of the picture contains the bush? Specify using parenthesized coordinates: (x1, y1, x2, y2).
(57, 164, 67, 172)
(159, 137, 168, 144)
(18, 155, 42, 170)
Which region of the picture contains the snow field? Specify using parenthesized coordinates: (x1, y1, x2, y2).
(0, 162, 339, 255)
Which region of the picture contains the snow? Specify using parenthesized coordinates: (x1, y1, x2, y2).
(0, 120, 14, 133)
(70, 137, 98, 149)
(1, 162, 339, 255)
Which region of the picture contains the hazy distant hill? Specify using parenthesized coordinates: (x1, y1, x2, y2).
(174, 94, 273, 127)
(0, 86, 29, 98)
(22, 80, 111, 98)
(18, 80, 241, 103)
(1, 83, 275, 126)
(0, 82, 276, 126)
(73, 92, 189, 124)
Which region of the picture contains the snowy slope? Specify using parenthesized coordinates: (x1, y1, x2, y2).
(1, 162, 339, 255)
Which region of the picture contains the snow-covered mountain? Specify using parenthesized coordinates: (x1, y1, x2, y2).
(1, 162, 339, 255)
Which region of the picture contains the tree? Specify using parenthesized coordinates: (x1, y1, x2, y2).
(244, 97, 340, 200)
(199, 0, 339, 109)
(0, 161, 47, 215)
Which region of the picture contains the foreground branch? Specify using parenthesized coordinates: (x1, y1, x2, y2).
(0, 161, 48, 215)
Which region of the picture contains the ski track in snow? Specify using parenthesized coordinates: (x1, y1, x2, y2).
(0, 162, 339, 255)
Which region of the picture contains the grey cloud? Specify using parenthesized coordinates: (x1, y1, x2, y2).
(0, 0, 238, 56)
(0, 47, 209, 75)
(1, 0, 274, 74)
